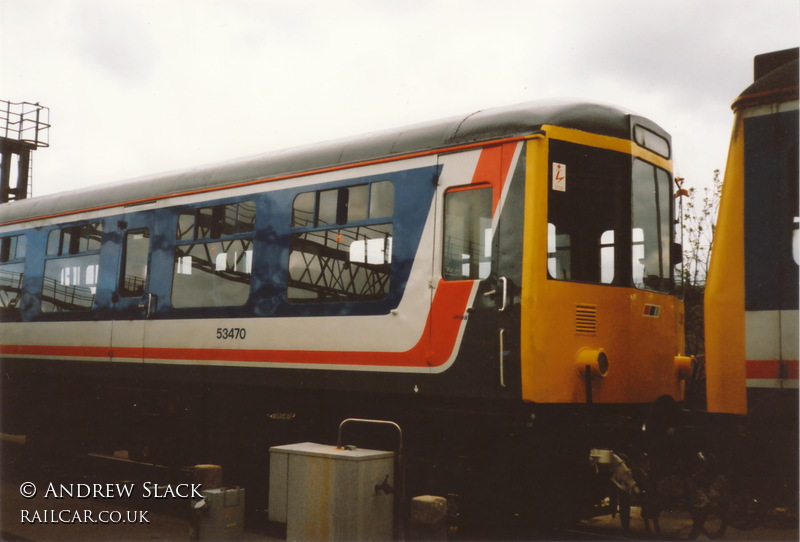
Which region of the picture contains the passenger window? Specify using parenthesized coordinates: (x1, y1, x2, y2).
(369, 181, 394, 218)
(346, 184, 369, 222)
(0, 234, 26, 313)
(292, 192, 316, 227)
(318, 188, 341, 226)
(288, 181, 394, 303)
(0, 235, 26, 262)
(41, 223, 103, 312)
(46, 223, 102, 256)
(443, 186, 493, 281)
(172, 201, 255, 308)
(177, 211, 195, 241)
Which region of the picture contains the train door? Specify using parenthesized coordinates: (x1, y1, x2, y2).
(435, 143, 522, 396)
(109, 214, 155, 362)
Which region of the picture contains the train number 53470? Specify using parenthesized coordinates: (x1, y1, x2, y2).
(216, 327, 247, 340)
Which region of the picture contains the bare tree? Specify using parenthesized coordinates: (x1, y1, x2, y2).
(678, 170, 722, 356)
(680, 169, 723, 287)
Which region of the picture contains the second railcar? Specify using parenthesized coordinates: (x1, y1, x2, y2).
(704, 49, 798, 500)
(705, 49, 799, 414)
(0, 100, 689, 526)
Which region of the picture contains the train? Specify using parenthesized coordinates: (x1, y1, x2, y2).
(705, 48, 798, 491)
(1, 99, 693, 531)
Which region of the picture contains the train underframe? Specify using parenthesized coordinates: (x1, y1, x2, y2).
(2, 359, 785, 537)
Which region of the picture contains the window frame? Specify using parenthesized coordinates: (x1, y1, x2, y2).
(631, 158, 674, 293)
(442, 184, 494, 282)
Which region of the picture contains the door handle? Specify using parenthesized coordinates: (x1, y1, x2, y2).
(498, 276, 508, 312)
(483, 277, 508, 311)
(138, 293, 156, 318)
(499, 328, 506, 387)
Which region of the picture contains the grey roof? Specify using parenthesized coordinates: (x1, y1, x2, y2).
(1, 99, 668, 226)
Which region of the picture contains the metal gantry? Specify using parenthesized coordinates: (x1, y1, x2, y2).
(1, 100, 50, 202)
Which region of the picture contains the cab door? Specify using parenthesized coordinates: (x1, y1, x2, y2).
(434, 142, 523, 397)
(110, 214, 155, 362)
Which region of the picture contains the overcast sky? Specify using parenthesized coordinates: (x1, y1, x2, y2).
(1, 0, 797, 198)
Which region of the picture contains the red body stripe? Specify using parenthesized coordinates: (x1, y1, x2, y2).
(471, 142, 518, 214)
(746, 359, 800, 379)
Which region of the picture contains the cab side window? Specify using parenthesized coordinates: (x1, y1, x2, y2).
(547, 141, 627, 285)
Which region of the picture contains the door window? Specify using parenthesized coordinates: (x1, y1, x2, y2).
(120, 230, 150, 297)
(443, 185, 493, 281)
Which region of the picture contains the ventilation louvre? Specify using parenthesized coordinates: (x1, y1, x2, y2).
(575, 304, 598, 334)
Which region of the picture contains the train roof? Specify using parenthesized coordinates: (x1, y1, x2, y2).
(733, 48, 799, 112)
(0, 99, 668, 227)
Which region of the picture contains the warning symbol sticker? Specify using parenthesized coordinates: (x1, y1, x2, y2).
(552, 162, 566, 192)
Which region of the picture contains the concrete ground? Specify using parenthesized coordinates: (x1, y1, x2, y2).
(2, 434, 797, 541)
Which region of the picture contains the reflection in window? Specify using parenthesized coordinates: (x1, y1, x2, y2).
(632, 228, 645, 287)
(318, 188, 341, 226)
(292, 181, 394, 227)
(369, 181, 394, 218)
(0, 262, 24, 312)
(632, 160, 672, 292)
(292, 192, 316, 227)
(0, 234, 26, 313)
(547, 224, 572, 280)
(173, 200, 255, 308)
(288, 224, 392, 302)
(0, 235, 26, 262)
(178, 201, 255, 240)
(443, 186, 493, 281)
(350, 236, 392, 265)
(288, 181, 394, 303)
(41, 256, 100, 312)
(173, 240, 253, 307)
(41, 224, 103, 312)
(47, 223, 102, 256)
(600, 230, 615, 284)
(120, 230, 150, 297)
